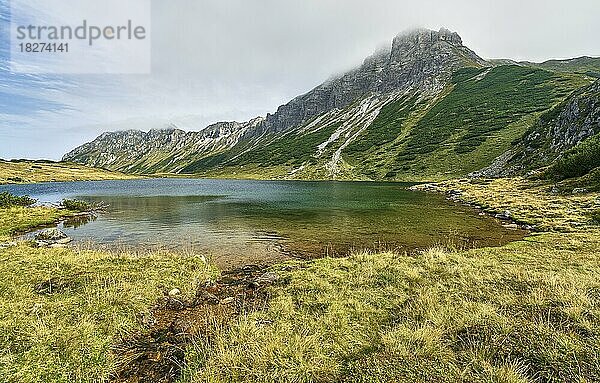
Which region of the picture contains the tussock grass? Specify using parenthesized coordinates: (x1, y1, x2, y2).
(181, 233, 600, 382)
(0, 244, 215, 382)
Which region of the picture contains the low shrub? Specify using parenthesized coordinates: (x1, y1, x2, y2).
(551, 134, 600, 179)
(0, 192, 36, 208)
(61, 199, 91, 212)
(592, 209, 600, 224)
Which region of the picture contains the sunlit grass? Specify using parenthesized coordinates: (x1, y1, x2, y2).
(0, 160, 137, 184)
(0, 244, 215, 382)
(0, 206, 68, 241)
(181, 231, 600, 382)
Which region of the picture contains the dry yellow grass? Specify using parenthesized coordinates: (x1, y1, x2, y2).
(0, 160, 137, 184)
(420, 177, 600, 231)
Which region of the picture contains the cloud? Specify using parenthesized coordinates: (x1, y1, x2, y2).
(1, 0, 599, 159)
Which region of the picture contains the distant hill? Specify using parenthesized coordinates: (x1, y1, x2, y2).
(526, 56, 600, 78)
(0, 159, 137, 184)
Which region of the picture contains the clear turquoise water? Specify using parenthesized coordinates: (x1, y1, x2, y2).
(1, 178, 525, 260)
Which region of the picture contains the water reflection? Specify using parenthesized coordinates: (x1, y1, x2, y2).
(1, 179, 527, 262)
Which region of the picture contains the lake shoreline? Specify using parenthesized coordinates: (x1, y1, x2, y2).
(1, 176, 599, 381)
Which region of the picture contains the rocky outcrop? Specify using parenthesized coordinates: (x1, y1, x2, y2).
(473, 79, 600, 177)
(261, 28, 486, 134)
(63, 118, 265, 173)
(34, 228, 72, 247)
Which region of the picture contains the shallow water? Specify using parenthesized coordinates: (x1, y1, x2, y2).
(2, 178, 526, 265)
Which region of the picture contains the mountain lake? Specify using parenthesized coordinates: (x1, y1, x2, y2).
(1, 178, 527, 268)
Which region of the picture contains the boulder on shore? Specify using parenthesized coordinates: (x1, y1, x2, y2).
(35, 228, 72, 247)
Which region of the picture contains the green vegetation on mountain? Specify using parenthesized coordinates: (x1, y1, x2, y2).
(529, 56, 600, 78)
(196, 65, 592, 182)
(234, 123, 341, 168)
(345, 95, 421, 156)
(60, 28, 598, 183)
(549, 133, 600, 180)
(345, 65, 590, 181)
(407, 66, 571, 154)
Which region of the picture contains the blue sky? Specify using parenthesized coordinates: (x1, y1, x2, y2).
(1, 0, 599, 160)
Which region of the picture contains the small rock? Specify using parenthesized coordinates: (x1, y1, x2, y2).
(35, 228, 68, 241)
(195, 290, 220, 304)
(496, 210, 512, 220)
(168, 288, 181, 297)
(35, 240, 49, 247)
(503, 224, 519, 230)
(0, 241, 18, 249)
(255, 272, 280, 285)
(220, 297, 235, 305)
(572, 188, 587, 195)
(55, 237, 73, 245)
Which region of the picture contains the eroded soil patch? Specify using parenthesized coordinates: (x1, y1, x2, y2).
(111, 264, 280, 383)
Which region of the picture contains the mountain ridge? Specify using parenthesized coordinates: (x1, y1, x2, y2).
(63, 28, 598, 181)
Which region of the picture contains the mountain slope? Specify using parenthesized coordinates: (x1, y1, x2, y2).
(64, 28, 594, 181)
(526, 56, 600, 78)
(64, 28, 485, 176)
(475, 79, 600, 177)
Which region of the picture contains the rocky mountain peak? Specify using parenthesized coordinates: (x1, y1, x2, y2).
(393, 28, 463, 47)
(64, 27, 490, 174)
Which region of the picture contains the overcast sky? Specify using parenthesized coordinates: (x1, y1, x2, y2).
(1, 0, 599, 159)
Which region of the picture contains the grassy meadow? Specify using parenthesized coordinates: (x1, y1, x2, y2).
(182, 232, 600, 382)
(0, 176, 598, 382)
(0, 160, 137, 184)
(0, 204, 216, 382)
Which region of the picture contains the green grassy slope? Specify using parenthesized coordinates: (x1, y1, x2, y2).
(189, 65, 590, 181)
(528, 56, 600, 78)
(345, 66, 589, 180)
